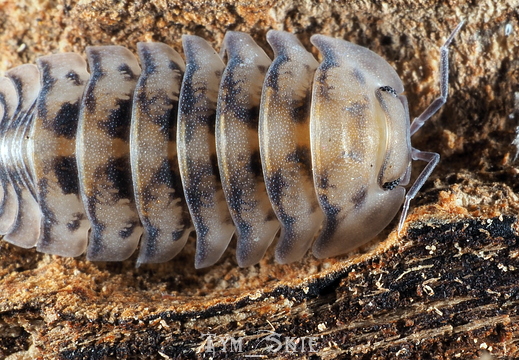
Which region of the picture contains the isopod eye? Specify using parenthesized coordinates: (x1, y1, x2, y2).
(375, 86, 411, 190)
(379, 85, 397, 96)
(382, 178, 400, 190)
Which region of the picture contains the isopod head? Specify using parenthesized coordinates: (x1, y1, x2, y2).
(309, 35, 412, 259)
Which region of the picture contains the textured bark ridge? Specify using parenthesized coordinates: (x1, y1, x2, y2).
(0, 1, 518, 359)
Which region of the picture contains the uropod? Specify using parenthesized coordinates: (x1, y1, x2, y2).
(0, 22, 464, 268)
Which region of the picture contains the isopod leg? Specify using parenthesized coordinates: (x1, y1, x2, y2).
(397, 149, 439, 232)
(409, 21, 464, 136)
(398, 21, 463, 232)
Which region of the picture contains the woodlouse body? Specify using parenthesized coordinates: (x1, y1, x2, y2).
(0, 25, 462, 268)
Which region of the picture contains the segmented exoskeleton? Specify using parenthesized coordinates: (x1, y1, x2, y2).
(0, 23, 463, 268)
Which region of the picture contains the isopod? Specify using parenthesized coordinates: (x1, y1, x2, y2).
(0, 23, 463, 268)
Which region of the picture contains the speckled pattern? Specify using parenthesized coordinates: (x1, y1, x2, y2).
(32, 53, 90, 257)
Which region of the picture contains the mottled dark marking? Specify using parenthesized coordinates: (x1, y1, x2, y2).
(266, 170, 287, 209)
(119, 221, 138, 239)
(220, 65, 243, 111)
(222, 35, 244, 63)
(67, 212, 85, 232)
(236, 220, 252, 241)
(105, 156, 134, 200)
(135, 90, 177, 138)
(117, 63, 137, 80)
(264, 209, 277, 222)
(257, 64, 268, 75)
(7, 75, 24, 113)
(286, 146, 312, 175)
(315, 71, 328, 87)
(85, 193, 98, 215)
(210, 154, 220, 182)
(263, 53, 288, 92)
(140, 47, 157, 75)
(347, 100, 369, 116)
(289, 92, 311, 124)
(98, 98, 132, 139)
(265, 170, 295, 241)
(316, 194, 340, 240)
(168, 60, 183, 72)
(49, 101, 81, 139)
(83, 50, 104, 113)
(227, 176, 245, 213)
(275, 213, 296, 258)
(277, 211, 295, 233)
(37, 61, 55, 123)
(184, 159, 215, 215)
(143, 158, 191, 231)
(347, 149, 364, 163)
(352, 102, 370, 135)
(316, 72, 334, 101)
(315, 54, 339, 101)
(220, 59, 261, 128)
(142, 224, 160, 258)
(353, 68, 366, 85)
(0, 93, 12, 136)
(136, 49, 183, 142)
(66, 71, 83, 86)
(248, 150, 263, 178)
(383, 178, 400, 190)
(88, 221, 106, 258)
(178, 63, 201, 117)
(195, 222, 209, 243)
(351, 186, 367, 209)
(0, 93, 7, 123)
(317, 172, 332, 190)
(138, 159, 168, 204)
(319, 45, 340, 71)
(53, 156, 80, 195)
(179, 64, 217, 142)
(157, 158, 176, 188)
(172, 229, 185, 241)
(37, 177, 57, 247)
(193, 221, 210, 264)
